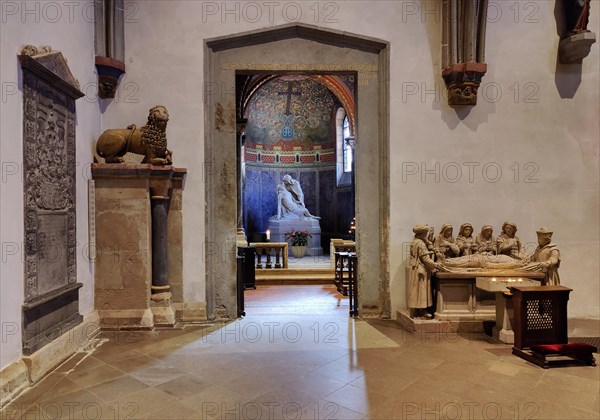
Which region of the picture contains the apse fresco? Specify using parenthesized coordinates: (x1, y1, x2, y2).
(245, 77, 336, 147)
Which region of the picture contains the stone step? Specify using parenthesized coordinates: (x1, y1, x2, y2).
(257, 268, 333, 275)
(255, 268, 335, 285)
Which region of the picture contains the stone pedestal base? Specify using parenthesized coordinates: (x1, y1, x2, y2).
(267, 218, 323, 256)
(559, 32, 597, 64)
(475, 276, 541, 344)
(492, 293, 514, 344)
(22, 283, 83, 355)
(151, 292, 176, 327)
(92, 164, 186, 331)
(98, 309, 154, 330)
(397, 310, 487, 335)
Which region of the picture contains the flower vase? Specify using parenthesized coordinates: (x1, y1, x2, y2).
(291, 245, 307, 258)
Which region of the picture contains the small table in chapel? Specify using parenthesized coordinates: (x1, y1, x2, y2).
(476, 275, 543, 344)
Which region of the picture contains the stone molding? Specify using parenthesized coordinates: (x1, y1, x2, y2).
(1, 312, 100, 409)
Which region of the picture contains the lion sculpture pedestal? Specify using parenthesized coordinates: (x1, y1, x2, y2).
(92, 164, 193, 329)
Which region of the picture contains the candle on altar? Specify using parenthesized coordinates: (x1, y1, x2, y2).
(266, 230, 270, 241)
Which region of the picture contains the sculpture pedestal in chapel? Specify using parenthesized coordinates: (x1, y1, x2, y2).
(267, 218, 323, 256)
(92, 164, 186, 329)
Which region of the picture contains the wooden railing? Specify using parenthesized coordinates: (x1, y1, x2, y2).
(330, 240, 355, 268)
(251, 242, 288, 269)
(333, 242, 356, 296)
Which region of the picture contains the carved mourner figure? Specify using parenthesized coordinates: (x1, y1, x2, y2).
(409, 225, 442, 319)
(496, 221, 524, 259)
(476, 225, 496, 254)
(96, 105, 173, 165)
(528, 227, 561, 286)
(456, 223, 478, 256)
(434, 224, 460, 261)
(282, 174, 305, 208)
(275, 184, 319, 220)
(427, 226, 436, 254)
(272, 175, 319, 220)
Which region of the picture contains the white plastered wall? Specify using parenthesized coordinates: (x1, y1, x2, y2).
(0, 0, 101, 369)
(104, 0, 598, 319)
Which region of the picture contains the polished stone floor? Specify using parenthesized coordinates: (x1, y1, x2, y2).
(2, 285, 599, 419)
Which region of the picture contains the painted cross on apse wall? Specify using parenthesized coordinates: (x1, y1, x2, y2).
(278, 82, 301, 140)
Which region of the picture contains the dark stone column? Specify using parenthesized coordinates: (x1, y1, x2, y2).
(149, 169, 176, 326)
(150, 180, 171, 294)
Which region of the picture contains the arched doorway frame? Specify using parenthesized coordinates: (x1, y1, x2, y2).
(204, 23, 390, 320)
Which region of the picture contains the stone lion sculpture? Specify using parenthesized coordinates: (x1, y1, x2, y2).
(96, 105, 172, 165)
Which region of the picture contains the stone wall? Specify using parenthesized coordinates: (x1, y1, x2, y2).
(0, 0, 101, 370)
(97, 1, 598, 318)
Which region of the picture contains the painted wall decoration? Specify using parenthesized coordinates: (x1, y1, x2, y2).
(244, 143, 335, 166)
(245, 76, 337, 147)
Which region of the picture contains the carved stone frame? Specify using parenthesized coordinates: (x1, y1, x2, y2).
(19, 48, 84, 355)
(204, 24, 391, 320)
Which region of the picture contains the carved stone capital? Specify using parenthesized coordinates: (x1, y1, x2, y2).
(559, 31, 597, 64)
(95, 56, 126, 99)
(442, 62, 488, 106)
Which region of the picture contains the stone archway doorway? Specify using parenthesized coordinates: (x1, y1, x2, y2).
(237, 72, 357, 267)
(204, 24, 390, 320)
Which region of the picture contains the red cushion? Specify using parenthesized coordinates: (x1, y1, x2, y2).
(531, 343, 598, 355)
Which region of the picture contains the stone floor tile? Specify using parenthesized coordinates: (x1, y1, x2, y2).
(312, 360, 366, 383)
(101, 387, 178, 419)
(156, 374, 212, 399)
(142, 401, 203, 419)
(103, 352, 162, 373)
(56, 364, 124, 390)
(324, 383, 391, 416)
(178, 384, 251, 415)
(4, 285, 599, 420)
(280, 371, 347, 399)
(85, 374, 149, 402)
(128, 364, 186, 387)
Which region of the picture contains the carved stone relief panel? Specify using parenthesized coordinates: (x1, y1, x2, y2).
(19, 46, 84, 354)
(23, 73, 77, 302)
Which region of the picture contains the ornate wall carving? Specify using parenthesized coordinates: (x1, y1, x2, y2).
(19, 45, 84, 354)
(22, 60, 77, 301)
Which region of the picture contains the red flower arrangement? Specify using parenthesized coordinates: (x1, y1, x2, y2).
(284, 229, 311, 246)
